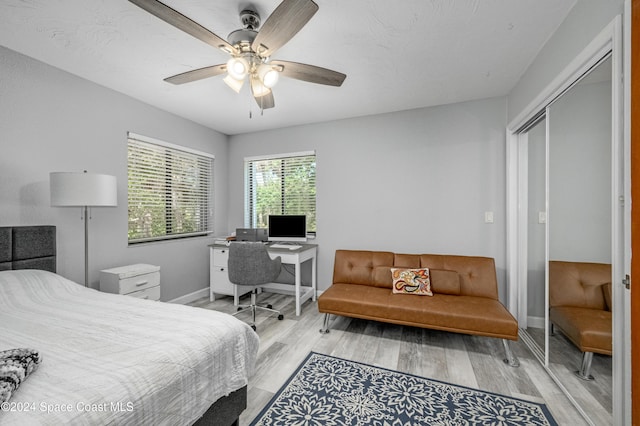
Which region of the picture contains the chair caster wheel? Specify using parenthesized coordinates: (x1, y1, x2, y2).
(278, 314, 284, 320)
(266, 304, 273, 309)
(251, 325, 256, 331)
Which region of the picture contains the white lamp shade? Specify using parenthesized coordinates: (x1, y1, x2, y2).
(50, 172, 117, 207)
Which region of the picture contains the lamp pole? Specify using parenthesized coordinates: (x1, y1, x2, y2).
(50, 171, 117, 288)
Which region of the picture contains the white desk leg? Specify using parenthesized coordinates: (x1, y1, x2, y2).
(312, 253, 317, 301)
(295, 260, 301, 316)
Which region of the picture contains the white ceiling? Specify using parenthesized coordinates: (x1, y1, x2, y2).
(0, 0, 576, 135)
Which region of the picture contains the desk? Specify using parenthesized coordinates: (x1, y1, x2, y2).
(209, 242, 317, 316)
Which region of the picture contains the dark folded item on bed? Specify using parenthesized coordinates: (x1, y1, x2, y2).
(0, 348, 42, 404)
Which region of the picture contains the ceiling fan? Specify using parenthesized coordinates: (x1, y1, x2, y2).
(129, 0, 346, 111)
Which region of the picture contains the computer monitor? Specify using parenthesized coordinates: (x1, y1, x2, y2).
(268, 215, 307, 242)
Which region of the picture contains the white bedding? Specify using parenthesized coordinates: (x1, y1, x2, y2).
(0, 269, 259, 425)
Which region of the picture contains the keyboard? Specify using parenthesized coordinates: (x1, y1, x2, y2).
(270, 244, 302, 250)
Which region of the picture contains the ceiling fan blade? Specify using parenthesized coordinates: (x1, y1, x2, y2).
(129, 0, 237, 55)
(251, 0, 318, 57)
(164, 64, 227, 85)
(254, 91, 275, 109)
(270, 60, 346, 87)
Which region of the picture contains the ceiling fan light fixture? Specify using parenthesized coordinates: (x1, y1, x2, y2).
(250, 75, 271, 98)
(258, 63, 280, 88)
(226, 57, 249, 80)
(223, 75, 245, 93)
(134, 0, 345, 112)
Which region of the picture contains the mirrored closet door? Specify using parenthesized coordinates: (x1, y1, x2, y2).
(515, 55, 614, 424)
(521, 116, 547, 360)
(547, 55, 613, 424)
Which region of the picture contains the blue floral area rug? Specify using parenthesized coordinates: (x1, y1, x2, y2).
(250, 352, 558, 425)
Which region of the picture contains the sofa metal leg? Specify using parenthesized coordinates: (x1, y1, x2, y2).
(502, 339, 520, 367)
(549, 321, 556, 336)
(575, 352, 595, 381)
(319, 313, 331, 334)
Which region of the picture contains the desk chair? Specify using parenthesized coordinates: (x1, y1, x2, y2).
(228, 242, 284, 330)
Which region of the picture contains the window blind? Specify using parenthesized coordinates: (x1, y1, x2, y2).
(244, 152, 316, 233)
(128, 133, 214, 244)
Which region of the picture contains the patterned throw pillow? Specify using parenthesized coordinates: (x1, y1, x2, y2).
(391, 268, 433, 296)
(0, 348, 42, 404)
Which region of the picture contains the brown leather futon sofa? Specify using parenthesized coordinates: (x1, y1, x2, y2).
(318, 250, 520, 366)
(549, 260, 612, 380)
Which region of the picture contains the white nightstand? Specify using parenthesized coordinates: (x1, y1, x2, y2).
(100, 264, 161, 300)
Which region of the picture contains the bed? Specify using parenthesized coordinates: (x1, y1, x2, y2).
(0, 226, 259, 425)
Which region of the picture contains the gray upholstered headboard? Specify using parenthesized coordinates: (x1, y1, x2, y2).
(0, 226, 56, 272)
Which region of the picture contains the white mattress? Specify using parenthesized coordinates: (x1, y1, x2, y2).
(0, 269, 259, 425)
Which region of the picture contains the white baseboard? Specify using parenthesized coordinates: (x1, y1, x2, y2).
(168, 288, 209, 305)
(527, 316, 545, 329)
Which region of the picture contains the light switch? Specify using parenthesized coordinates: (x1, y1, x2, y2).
(538, 212, 547, 224)
(484, 211, 494, 224)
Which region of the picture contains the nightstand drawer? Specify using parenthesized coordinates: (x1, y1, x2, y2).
(100, 264, 161, 299)
(119, 271, 160, 294)
(127, 285, 161, 300)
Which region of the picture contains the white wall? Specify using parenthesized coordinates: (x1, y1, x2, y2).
(228, 97, 509, 301)
(507, 0, 623, 123)
(0, 46, 229, 301)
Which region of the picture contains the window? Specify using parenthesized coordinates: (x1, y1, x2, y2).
(127, 132, 214, 244)
(244, 151, 316, 234)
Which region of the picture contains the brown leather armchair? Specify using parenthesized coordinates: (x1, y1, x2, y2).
(548, 260, 612, 380)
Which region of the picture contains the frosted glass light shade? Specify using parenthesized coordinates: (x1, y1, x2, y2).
(223, 75, 245, 93)
(226, 57, 249, 80)
(50, 172, 117, 207)
(250, 76, 271, 98)
(258, 64, 279, 88)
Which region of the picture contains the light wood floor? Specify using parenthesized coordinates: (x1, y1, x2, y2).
(527, 327, 612, 425)
(190, 292, 589, 426)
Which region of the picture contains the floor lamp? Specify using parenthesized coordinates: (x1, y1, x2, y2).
(50, 171, 117, 287)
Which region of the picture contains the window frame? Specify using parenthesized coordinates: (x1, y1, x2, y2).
(127, 132, 214, 245)
(244, 150, 316, 236)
